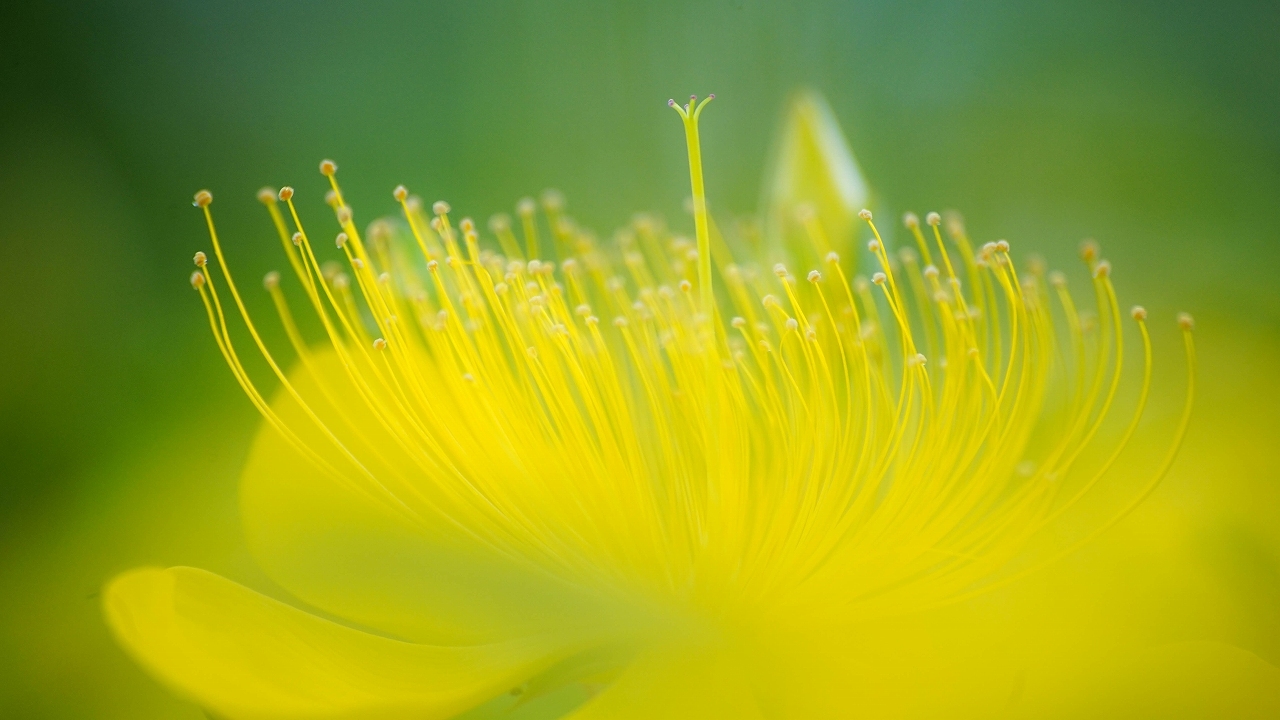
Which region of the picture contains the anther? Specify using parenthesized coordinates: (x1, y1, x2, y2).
(432, 200, 451, 216)
(1093, 260, 1112, 278)
(193, 190, 212, 207)
(489, 214, 510, 232)
(190, 271, 205, 289)
(1130, 305, 1147, 321)
(967, 347, 979, 358)
(907, 353, 927, 367)
(899, 247, 917, 263)
(494, 282, 508, 295)
(319, 159, 337, 176)
(527, 260, 543, 274)
(459, 217, 475, 233)
(923, 265, 939, 279)
(541, 189, 564, 210)
(773, 263, 788, 278)
(825, 251, 841, 265)
(278, 187, 294, 202)
(429, 217, 443, 232)
(858, 208, 873, 220)
(805, 327, 817, 341)
(1178, 312, 1195, 330)
(903, 212, 919, 229)
(585, 315, 599, 326)
(336, 207, 352, 225)
(351, 258, 364, 269)
(335, 232, 348, 249)
(1048, 270, 1066, 288)
(291, 232, 303, 247)
(867, 239, 880, 252)
(462, 373, 475, 383)
(427, 260, 439, 271)
(263, 271, 280, 290)
(517, 197, 536, 216)
(393, 185, 408, 202)
(807, 270, 822, 283)
(926, 212, 941, 226)
(731, 316, 746, 329)
(785, 318, 799, 331)
(256, 187, 277, 204)
(1080, 239, 1099, 263)
(372, 338, 387, 350)
(613, 316, 628, 328)
(995, 240, 1010, 252)
(872, 272, 887, 285)
(193, 251, 207, 267)
(679, 279, 692, 292)
(378, 272, 391, 284)
(762, 294, 778, 308)
(324, 190, 338, 207)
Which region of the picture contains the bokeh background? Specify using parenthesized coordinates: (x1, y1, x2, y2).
(1, 0, 1277, 717)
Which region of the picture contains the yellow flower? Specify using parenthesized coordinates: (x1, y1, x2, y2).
(105, 94, 1204, 718)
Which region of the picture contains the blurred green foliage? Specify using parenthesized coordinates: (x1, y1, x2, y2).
(1, 0, 1277, 717)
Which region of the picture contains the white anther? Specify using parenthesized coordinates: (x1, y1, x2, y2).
(372, 337, 387, 350)
(432, 200, 451, 216)
(1093, 260, 1112, 278)
(332, 274, 349, 290)
(352, 257, 364, 269)
(561, 258, 578, 272)
(867, 239, 880, 252)
(858, 208, 873, 220)
(193, 189, 213, 207)
(1048, 270, 1066, 288)
(291, 232, 303, 246)
(679, 279, 692, 292)
(427, 259, 439, 271)
(190, 271, 205, 289)
(1130, 305, 1147, 321)
(995, 239, 1010, 252)
(872, 272, 887, 285)
(335, 207, 352, 225)
(263, 271, 280, 290)
(526, 260, 542, 274)
(731, 316, 746, 329)
(925, 211, 941, 226)
(762, 294, 778, 308)
(575, 303, 591, 316)
(785, 318, 799, 331)
(773, 263, 788, 277)
(335, 232, 349, 249)
(613, 316, 628, 328)
(393, 185, 408, 202)
(193, 251, 207, 267)
(1178, 312, 1195, 330)
(807, 270, 822, 283)
(517, 197, 536, 215)
(805, 327, 817, 341)
(923, 264, 939, 279)
(903, 212, 920, 229)
(378, 272, 391, 284)
(825, 251, 840, 264)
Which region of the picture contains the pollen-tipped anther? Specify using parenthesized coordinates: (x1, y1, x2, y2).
(372, 338, 387, 350)
(256, 187, 276, 204)
(319, 159, 337, 176)
(278, 187, 294, 202)
(193, 190, 212, 207)
(189, 271, 205, 289)
(1130, 305, 1147, 321)
(858, 209, 873, 221)
(926, 212, 941, 226)
(1178, 312, 1195, 330)
(193, 251, 207, 267)
(393, 185, 408, 202)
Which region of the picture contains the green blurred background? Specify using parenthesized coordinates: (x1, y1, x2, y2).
(1, 0, 1277, 717)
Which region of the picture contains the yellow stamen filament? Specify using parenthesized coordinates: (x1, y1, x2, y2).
(186, 103, 1196, 619)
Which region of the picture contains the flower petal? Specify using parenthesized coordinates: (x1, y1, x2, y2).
(1015, 641, 1280, 718)
(762, 89, 869, 270)
(103, 566, 563, 720)
(240, 349, 617, 644)
(564, 643, 765, 719)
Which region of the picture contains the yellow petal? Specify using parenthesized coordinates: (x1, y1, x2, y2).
(564, 643, 765, 720)
(762, 89, 869, 269)
(239, 349, 622, 645)
(1015, 641, 1280, 719)
(103, 566, 563, 720)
